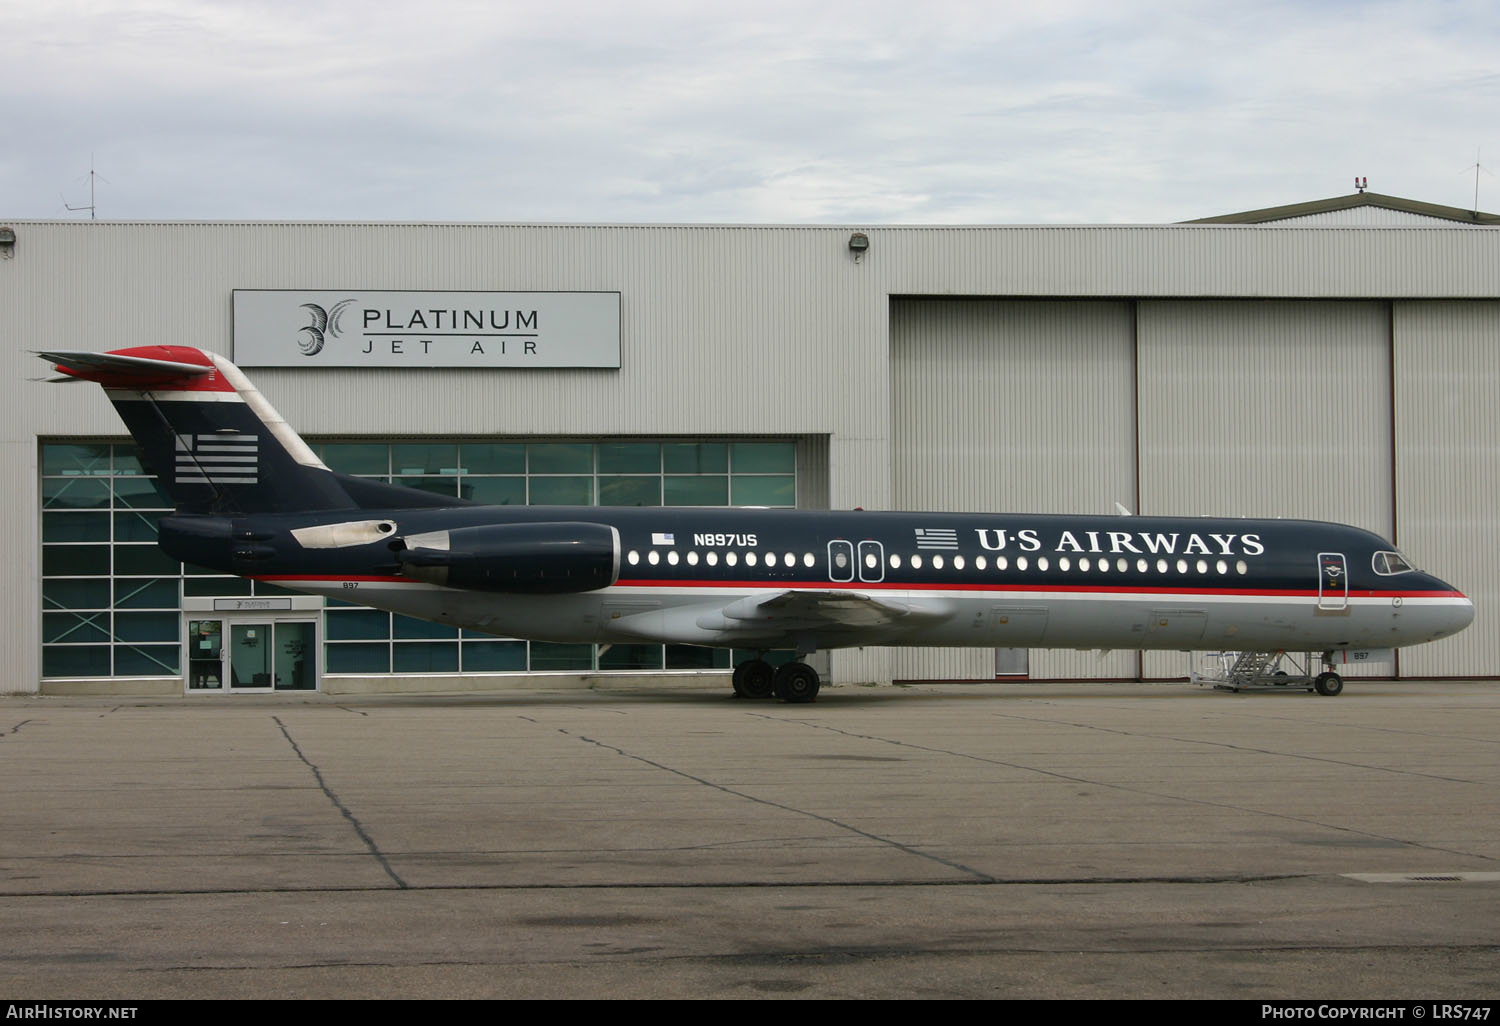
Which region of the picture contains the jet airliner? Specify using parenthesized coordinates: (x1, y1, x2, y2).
(38, 346, 1474, 702)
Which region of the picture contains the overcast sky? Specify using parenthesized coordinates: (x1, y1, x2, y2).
(4, 0, 1497, 224)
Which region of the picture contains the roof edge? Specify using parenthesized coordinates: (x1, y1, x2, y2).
(1184, 192, 1500, 225)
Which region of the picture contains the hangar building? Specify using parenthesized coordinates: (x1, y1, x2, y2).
(3, 191, 1497, 695)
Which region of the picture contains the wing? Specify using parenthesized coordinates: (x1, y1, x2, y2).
(692, 589, 953, 643)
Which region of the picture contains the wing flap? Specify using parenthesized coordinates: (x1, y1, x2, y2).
(697, 589, 949, 633)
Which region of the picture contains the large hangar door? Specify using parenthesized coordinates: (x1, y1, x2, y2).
(1136, 300, 1394, 679)
(1393, 301, 1499, 678)
(890, 299, 1138, 682)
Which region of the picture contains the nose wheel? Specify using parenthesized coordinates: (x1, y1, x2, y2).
(1313, 671, 1344, 696)
(731, 658, 820, 703)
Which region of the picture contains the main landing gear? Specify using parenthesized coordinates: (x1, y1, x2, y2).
(731, 657, 820, 703)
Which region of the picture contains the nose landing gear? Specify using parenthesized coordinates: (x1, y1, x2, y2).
(1313, 670, 1344, 696)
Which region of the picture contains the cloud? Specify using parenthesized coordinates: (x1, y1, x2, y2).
(3, 0, 1498, 222)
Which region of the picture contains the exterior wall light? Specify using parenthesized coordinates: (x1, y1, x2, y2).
(0, 227, 14, 259)
(848, 232, 869, 263)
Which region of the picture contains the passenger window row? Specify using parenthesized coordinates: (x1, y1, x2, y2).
(625, 549, 1251, 576)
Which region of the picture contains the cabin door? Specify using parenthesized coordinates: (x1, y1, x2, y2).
(1318, 552, 1349, 610)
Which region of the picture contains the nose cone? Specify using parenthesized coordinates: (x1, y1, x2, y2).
(1422, 574, 1474, 641)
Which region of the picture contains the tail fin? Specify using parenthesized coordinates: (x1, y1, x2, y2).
(39, 346, 461, 515)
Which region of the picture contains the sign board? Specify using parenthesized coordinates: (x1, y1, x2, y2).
(233, 290, 620, 368)
(214, 598, 295, 611)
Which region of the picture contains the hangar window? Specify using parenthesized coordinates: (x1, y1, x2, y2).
(41, 438, 801, 684)
(530, 476, 594, 506)
(39, 444, 186, 679)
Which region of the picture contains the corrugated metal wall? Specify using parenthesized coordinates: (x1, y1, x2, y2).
(890, 298, 1413, 682)
(1392, 301, 1500, 677)
(3, 223, 892, 692)
(4, 222, 1496, 690)
(890, 299, 1138, 681)
(1135, 300, 1394, 679)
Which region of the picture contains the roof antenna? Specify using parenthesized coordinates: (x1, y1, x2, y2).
(1460, 149, 1493, 215)
(62, 156, 107, 220)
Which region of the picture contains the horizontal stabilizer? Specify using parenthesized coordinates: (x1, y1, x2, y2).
(36, 348, 216, 388)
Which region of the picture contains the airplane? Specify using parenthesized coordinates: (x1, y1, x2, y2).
(37, 345, 1475, 702)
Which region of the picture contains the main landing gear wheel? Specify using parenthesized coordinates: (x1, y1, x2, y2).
(732, 659, 775, 700)
(772, 661, 821, 704)
(1314, 671, 1344, 697)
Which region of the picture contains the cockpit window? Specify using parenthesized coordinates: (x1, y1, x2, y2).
(1373, 550, 1417, 575)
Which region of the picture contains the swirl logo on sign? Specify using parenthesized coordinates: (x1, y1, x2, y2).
(297, 299, 355, 356)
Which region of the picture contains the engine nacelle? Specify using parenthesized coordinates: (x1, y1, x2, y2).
(398, 521, 620, 594)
